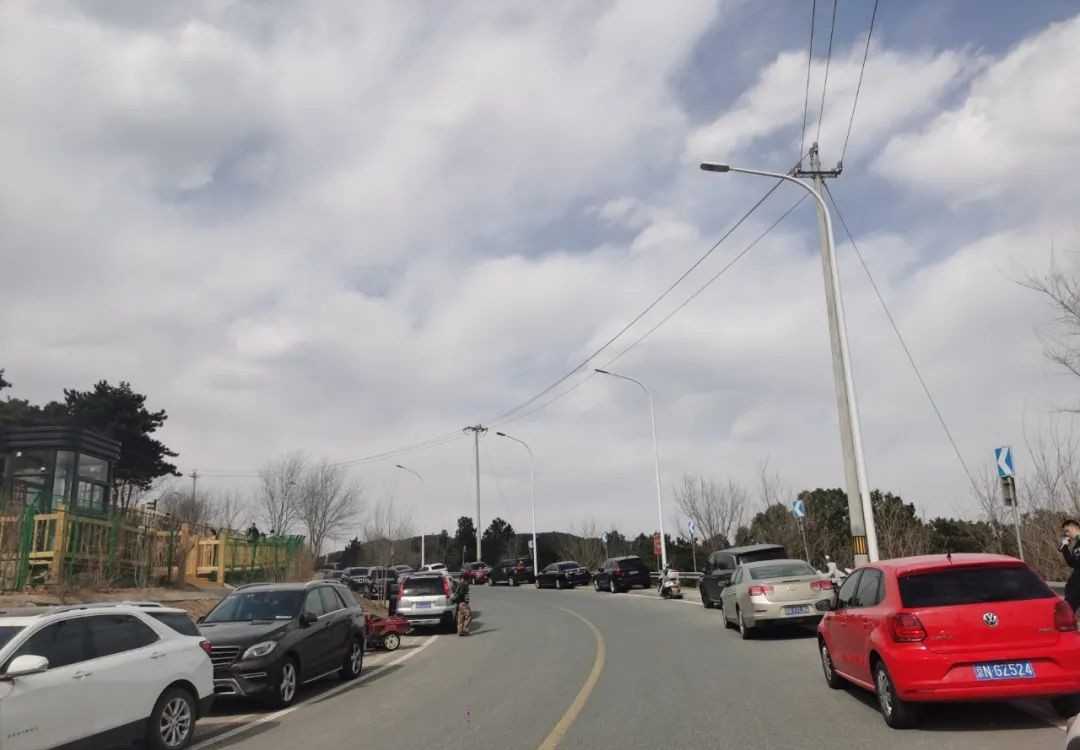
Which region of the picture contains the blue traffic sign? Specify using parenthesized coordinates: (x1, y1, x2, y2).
(792, 499, 807, 519)
(995, 446, 1015, 478)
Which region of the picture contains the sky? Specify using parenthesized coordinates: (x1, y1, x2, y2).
(2, 1, 1079, 548)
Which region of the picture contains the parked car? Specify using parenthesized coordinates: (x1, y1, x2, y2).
(593, 556, 651, 593)
(489, 557, 535, 586)
(422, 562, 448, 573)
(344, 566, 371, 591)
(396, 572, 457, 632)
(536, 561, 590, 589)
(720, 559, 834, 638)
(461, 562, 491, 584)
(0, 603, 214, 750)
(816, 554, 1080, 728)
(392, 564, 414, 577)
(366, 567, 400, 599)
(198, 581, 365, 708)
(699, 543, 787, 609)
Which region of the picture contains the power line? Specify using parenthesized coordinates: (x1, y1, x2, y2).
(815, 0, 839, 145)
(495, 192, 810, 427)
(840, 0, 880, 164)
(823, 182, 982, 496)
(799, 0, 818, 165)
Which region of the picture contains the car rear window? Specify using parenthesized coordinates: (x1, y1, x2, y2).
(617, 558, 646, 572)
(739, 548, 787, 565)
(149, 611, 200, 636)
(402, 578, 445, 596)
(749, 562, 816, 580)
(899, 565, 1054, 608)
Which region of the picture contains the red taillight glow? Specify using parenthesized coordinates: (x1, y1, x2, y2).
(811, 580, 834, 592)
(443, 577, 452, 598)
(1055, 600, 1077, 632)
(747, 585, 772, 597)
(198, 639, 212, 656)
(613, 569, 624, 577)
(891, 613, 927, 643)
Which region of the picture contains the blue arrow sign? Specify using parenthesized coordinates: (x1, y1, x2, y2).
(995, 446, 1015, 478)
(687, 519, 696, 537)
(792, 499, 807, 518)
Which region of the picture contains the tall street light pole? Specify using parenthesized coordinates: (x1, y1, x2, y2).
(463, 425, 487, 563)
(395, 464, 425, 567)
(700, 148, 880, 564)
(495, 431, 538, 576)
(595, 368, 668, 570)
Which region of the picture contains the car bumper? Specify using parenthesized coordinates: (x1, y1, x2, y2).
(398, 607, 454, 626)
(749, 598, 828, 625)
(198, 694, 216, 716)
(213, 670, 274, 698)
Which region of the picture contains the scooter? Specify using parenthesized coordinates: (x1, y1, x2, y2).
(658, 569, 683, 599)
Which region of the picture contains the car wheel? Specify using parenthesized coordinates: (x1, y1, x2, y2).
(489, 577, 496, 586)
(1052, 695, 1080, 718)
(701, 591, 713, 609)
(269, 657, 299, 708)
(146, 686, 195, 750)
(593, 578, 600, 591)
(555, 578, 563, 590)
(535, 578, 542, 589)
(608, 578, 618, 594)
(874, 660, 918, 729)
(382, 632, 401, 652)
(511, 576, 519, 587)
(340, 639, 364, 680)
(819, 640, 843, 689)
(738, 608, 755, 640)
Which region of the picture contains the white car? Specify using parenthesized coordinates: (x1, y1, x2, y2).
(0, 603, 214, 750)
(421, 563, 447, 572)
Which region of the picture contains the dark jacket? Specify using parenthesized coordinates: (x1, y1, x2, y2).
(451, 581, 470, 605)
(1062, 539, 1080, 605)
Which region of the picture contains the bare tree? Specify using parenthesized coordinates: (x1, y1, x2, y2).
(210, 489, 250, 534)
(258, 452, 305, 534)
(757, 459, 787, 508)
(555, 520, 605, 570)
(298, 460, 365, 561)
(673, 474, 747, 548)
(1023, 250, 1080, 404)
(363, 495, 415, 564)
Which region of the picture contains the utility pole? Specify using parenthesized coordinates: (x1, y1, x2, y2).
(795, 143, 879, 565)
(464, 425, 487, 563)
(190, 470, 199, 505)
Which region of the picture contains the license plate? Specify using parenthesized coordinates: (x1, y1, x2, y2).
(783, 605, 811, 616)
(415, 602, 432, 609)
(973, 661, 1035, 681)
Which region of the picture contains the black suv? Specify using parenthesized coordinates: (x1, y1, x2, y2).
(699, 543, 787, 609)
(593, 556, 651, 592)
(199, 581, 366, 707)
(489, 557, 535, 586)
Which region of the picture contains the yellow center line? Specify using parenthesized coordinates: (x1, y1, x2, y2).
(536, 606, 606, 750)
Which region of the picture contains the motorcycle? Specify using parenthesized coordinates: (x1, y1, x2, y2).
(658, 568, 683, 599)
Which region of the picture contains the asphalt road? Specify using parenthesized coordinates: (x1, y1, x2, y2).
(194, 584, 1068, 750)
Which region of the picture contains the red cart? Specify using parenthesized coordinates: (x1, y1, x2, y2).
(365, 614, 410, 651)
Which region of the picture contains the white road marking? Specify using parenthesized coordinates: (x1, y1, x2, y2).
(191, 636, 439, 750)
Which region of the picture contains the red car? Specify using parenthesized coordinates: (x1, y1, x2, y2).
(461, 562, 490, 584)
(816, 554, 1080, 728)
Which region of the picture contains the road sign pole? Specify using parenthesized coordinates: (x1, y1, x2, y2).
(691, 536, 697, 573)
(1001, 476, 1023, 561)
(799, 518, 811, 564)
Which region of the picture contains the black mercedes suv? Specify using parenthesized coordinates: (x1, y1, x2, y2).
(593, 555, 651, 592)
(198, 581, 366, 707)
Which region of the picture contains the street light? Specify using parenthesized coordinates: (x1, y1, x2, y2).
(495, 431, 538, 576)
(594, 368, 668, 569)
(699, 158, 880, 563)
(395, 464, 426, 567)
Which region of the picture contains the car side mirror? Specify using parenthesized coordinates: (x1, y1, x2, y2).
(2, 655, 49, 680)
(815, 599, 834, 613)
(300, 611, 318, 627)
(196, 615, 205, 624)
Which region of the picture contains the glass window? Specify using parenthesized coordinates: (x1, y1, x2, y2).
(12, 449, 52, 505)
(0, 626, 23, 651)
(149, 612, 199, 636)
(559, 562, 579, 571)
(836, 571, 863, 609)
(87, 615, 158, 658)
(899, 565, 1053, 608)
(53, 450, 75, 507)
(855, 569, 884, 608)
(749, 562, 818, 580)
(76, 482, 106, 513)
(319, 586, 344, 613)
(10, 619, 91, 670)
(304, 590, 326, 618)
(78, 454, 109, 482)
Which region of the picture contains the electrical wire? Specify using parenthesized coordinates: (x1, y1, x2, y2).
(823, 182, 982, 497)
(840, 0, 880, 164)
(799, 0, 818, 165)
(815, 0, 839, 145)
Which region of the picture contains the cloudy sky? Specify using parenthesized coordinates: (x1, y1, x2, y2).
(3, 1, 1079, 544)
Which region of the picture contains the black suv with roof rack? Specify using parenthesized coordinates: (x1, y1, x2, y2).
(593, 556, 651, 592)
(489, 557, 535, 586)
(197, 580, 366, 707)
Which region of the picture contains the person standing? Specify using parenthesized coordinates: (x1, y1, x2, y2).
(452, 578, 472, 636)
(1061, 520, 1080, 613)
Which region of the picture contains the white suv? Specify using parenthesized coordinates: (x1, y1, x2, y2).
(0, 603, 214, 750)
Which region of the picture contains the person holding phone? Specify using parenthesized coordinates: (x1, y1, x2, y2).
(1061, 519, 1080, 613)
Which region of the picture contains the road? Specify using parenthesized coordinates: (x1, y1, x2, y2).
(193, 585, 1068, 750)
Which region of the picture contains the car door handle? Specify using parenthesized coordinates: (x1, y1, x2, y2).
(72, 671, 92, 680)
(150, 651, 167, 660)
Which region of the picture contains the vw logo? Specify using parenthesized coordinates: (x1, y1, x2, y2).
(983, 612, 999, 627)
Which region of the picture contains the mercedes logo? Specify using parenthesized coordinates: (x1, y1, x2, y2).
(983, 612, 999, 627)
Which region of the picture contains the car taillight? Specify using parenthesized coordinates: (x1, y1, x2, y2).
(747, 585, 772, 597)
(515, 563, 524, 572)
(891, 613, 927, 643)
(443, 577, 452, 598)
(811, 580, 834, 592)
(1056, 600, 1077, 632)
(613, 569, 624, 577)
(198, 639, 212, 656)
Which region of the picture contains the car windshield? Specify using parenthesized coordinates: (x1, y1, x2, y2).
(0, 626, 24, 650)
(203, 590, 305, 623)
(739, 548, 787, 564)
(899, 565, 1054, 607)
(617, 558, 646, 571)
(558, 562, 579, 570)
(749, 562, 817, 580)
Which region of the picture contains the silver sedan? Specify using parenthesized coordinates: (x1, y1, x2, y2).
(720, 559, 834, 639)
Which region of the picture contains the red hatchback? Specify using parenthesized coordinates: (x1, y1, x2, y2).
(816, 554, 1080, 728)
